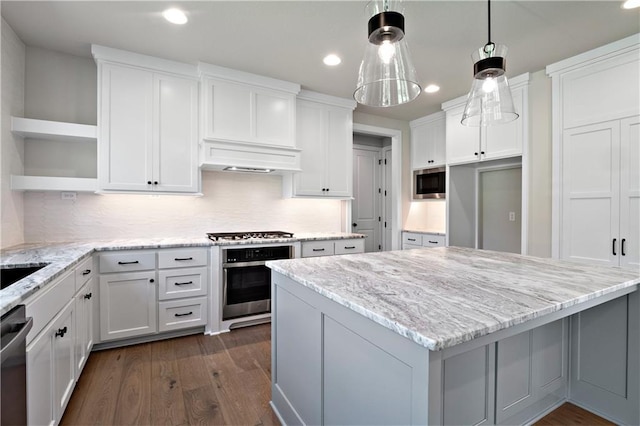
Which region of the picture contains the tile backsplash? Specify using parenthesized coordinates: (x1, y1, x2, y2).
(23, 171, 343, 243)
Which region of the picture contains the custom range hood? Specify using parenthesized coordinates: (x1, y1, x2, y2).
(198, 63, 302, 175)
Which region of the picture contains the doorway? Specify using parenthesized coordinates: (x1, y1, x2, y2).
(478, 166, 522, 253)
(352, 136, 392, 252)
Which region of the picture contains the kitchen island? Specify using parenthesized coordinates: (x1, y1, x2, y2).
(267, 247, 640, 425)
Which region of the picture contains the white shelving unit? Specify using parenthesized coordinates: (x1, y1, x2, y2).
(10, 117, 98, 192)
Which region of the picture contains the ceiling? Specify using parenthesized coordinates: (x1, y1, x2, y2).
(2, 1, 638, 122)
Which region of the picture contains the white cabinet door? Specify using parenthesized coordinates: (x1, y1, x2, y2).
(27, 323, 55, 426)
(254, 89, 295, 147)
(295, 100, 327, 196)
(74, 279, 94, 377)
(411, 113, 446, 169)
(154, 74, 199, 193)
(484, 88, 524, 161)
(52, 301, 76, 423)
(100, 271, 157, 341)
(446, 105, 481, 165)
(620, 116, 640, 269)
(99, 64, 154, 191)
(561, 121, 620, 266)
(325, 107, 352, 197)
(411, 123, 430, 170)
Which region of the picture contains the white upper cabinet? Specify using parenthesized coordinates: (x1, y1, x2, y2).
(93, 45, 200, 194)
(198, 63, 302, 173)
(547, 34, 639, 269)
(284, 91, 356, 198)
(443, 73, 529, 166)
(410, 111, 446, 169)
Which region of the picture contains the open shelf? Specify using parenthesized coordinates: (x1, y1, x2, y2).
(11, 117, 97, 142)
(11, 176, 98, 192)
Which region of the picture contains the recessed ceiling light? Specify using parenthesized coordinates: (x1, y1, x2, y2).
(424, 84, 440, 94)
(622, 0, 640, 8)
(323, 54, 342, 66)
(163, 8, 188, 25)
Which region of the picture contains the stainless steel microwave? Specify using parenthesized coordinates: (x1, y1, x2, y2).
(413, 167, 446, 199)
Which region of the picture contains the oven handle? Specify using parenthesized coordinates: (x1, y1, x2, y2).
(223, 261, 268, 268)
(223, 269, 228, 306)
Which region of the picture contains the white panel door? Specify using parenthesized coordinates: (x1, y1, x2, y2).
(99, 64, 153, 191)
(446, 104, 481, 165)
(561, 122, 620, 266)
(206, 79, 252, 142)
(484, 88, 524, 161)
(383, 147, 393, 251)
(52, 301, 75, 423)
(620, 116, 640, 270)
(352, 147, 381, 252)
(294, 100, 326, 196)
(325, 107, 352, 197)
(411, 123, 430, 170)
(27, 321, 55, 426)
(154, 74, 199, 193)
(255, 90, 294, 147)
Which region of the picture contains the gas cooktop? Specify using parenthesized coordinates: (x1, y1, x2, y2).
(207, 231, 294, 241)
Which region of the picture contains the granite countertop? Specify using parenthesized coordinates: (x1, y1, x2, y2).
(267, 247, 640, 351)
(402, 229, 446, 236)
(0, 233, 365, 316)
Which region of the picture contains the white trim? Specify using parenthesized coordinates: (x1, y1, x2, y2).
(298, 90, 356, 110)
(11, 117, 97, 142)
(409, 111, 445, 128)
(353, 123, 402, 251)
(198, 61, 300, 94)
(11, 175, 98, 192)
(91, 44, 198, 78)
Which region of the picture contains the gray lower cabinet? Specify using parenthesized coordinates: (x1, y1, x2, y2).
(570, 292, 639, 425)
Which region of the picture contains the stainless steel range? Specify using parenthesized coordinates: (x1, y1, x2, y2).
(208, 232, 295, 320)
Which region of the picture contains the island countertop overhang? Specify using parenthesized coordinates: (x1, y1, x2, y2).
(266, 247, 640, 351)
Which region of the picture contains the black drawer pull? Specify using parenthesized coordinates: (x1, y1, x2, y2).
(55, 326, 68, 338)
(344, 246, 356, 249)
(613, 238, 617, 256)
(312, 248, 325, 252)
(174, 311, 193, 317)
(428, 240, 439, 244)
(82, 269, 91, 275)
(118, 261, 139, 265)
(83, 292, 93, 300)
(174, 257, 193, 261)
(175, 281, 193, 286)
(407, 238, 416, 242)
(621, 239, 626, 256)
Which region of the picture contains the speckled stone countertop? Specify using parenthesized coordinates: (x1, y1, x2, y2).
(0, 233, 365, 316)
(267, 247, 640, 351)
(403, 229, 446, 236)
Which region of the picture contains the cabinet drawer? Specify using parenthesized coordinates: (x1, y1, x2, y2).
(402, 243, 423, 250)
(158, 297, 207, 332)
(422, 234, 446, 248)
(158, 248, 207, 269)
(158, 267, 207, 301)
(99, 251, 156, 273)
(334, 239, 365, 255)
(402, 232, 423, 246)
(301, 241, 335, 258)
(74, 256, 94, 291)
(25, 270, 75, 345)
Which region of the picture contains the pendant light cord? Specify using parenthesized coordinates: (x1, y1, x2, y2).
(487, 0, 491, 44)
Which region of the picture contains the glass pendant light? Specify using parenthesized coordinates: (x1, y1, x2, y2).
(461, 0, 518, 126)
(354, 0, 421, 107)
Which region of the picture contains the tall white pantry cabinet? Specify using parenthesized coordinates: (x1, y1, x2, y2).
(547, 34, 639, 269)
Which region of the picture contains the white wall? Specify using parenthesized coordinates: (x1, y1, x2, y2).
(24, 171, 343, 242)
(1, 19, 26, 248)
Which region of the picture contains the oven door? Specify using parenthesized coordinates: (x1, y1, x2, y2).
(223, 261, 271, 320)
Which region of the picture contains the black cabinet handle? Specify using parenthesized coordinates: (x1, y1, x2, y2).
(326, 188, 329, 192)
(174, 257, 193, 261)
(175, 281, 193, 286)
(613, 238, 617, 256)
(312, 248, 325, 252)
(82, 269, 91, 275)
(481, 151, 485, 155)
(344, 246, 356, 249)
(150, 278, 155, 283)
(352, 223, 358, 227)
(147, 181, 152, 185)
(153, 181, 158, 185)
(55, 326, 68, 338)
(83, 292, 92, 300)
(622, 239, 626, 256)
(428, 240, 439, 244)
(118, 261, 139, 265)
(474, 152, 479, 156)
(174, 312, 193, 317)
(408, 238, 416, 242)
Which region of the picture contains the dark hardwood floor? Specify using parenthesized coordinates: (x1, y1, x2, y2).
(62, 323, 613, 426)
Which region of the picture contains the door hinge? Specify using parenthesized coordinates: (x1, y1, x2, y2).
(384, 221, 387, 228)
(378, 159, 382, 165)
(378, 188, 382, 193)
(384, 190, 387, 196)
(384, 159, 387, 165)
(378, 216, 381, 222)
(378, 244, 382, 250)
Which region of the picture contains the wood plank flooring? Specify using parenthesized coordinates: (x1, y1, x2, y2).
(61, 324, 278, 426)
(62, 323, 613, 426)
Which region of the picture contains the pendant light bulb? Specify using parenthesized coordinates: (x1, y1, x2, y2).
(378, 40, 396, 64)
(482, 77, 497, 93)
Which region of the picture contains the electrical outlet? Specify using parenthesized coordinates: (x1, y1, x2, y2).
(61, 192, 77, 201)
(509, 212, 516, 222)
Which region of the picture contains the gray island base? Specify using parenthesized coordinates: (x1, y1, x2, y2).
(266, 247, 640, 426)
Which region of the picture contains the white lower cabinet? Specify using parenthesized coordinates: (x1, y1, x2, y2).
(27, 299, 75, 426)
(301, 239, 365, 258)
(402, 231, 446, 250)
(74, 279, 94, 379)
(158, 297, 207, 332)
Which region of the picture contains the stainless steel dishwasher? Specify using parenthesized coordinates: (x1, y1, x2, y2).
(1, 305, 33, 426)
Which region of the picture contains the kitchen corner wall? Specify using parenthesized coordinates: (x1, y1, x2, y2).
(1, 19, 26, 248)
(24, 171, 342, 242)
